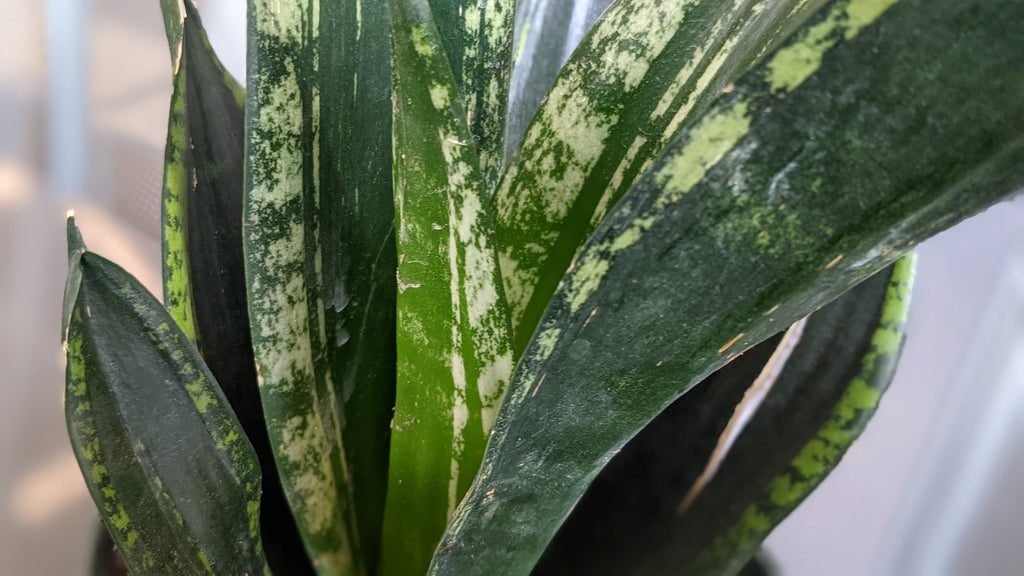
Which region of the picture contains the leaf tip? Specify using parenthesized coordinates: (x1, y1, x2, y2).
(66, 212, 86, 258)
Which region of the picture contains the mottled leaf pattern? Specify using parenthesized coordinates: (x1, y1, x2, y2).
(63, 217, 267, 576)
(160, 57, 194, 342)
(684, 257, 914, 575)
(244, 1, 364, 574)
(170, 5, 316, 574)
(504, 0, 612, 160)
(429, 0, 516, 185)
(432, 0, 1024, 571)
(496, 0, 830, 354)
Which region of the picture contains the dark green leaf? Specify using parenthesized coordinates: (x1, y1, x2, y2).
(535, 258, 912, 575)
(319, 0, 397, 572)
(737, 553, 779, 576)
(63, 217, 267, 576)
(681, 257, 912, 574)
(432, 0, 1024, 572)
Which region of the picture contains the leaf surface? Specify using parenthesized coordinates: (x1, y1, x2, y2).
(681, 257, 912, 574)
(165, 6, 317, 574)
(379, 1, 515, 573)
(319, 0, 397, 571)
(159, 48, 194, 341)
(432, 0, 1024, 572)
(63, 217, 267, 576)
(428, 0, 516, 184)
(244, 1, 364, 573)
(496, 0, 829, 353)
(535, 258, 913, 575)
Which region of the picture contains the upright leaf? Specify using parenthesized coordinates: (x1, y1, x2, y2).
(429, 0, 516, 184)
(245, 1, 364, 573)
(159, 0, 247, 345)
(379, 1, 515, 573)
(158, 0, 184, 68)
(535, 258, 913, 575)
(160, 42, 194, 341)
(63, 217, 267, 576)
(432, 0, 1024, 572)
(319, 1, 397, 572)
(172, 5, 316, 574)
(495, 0, 829, 353)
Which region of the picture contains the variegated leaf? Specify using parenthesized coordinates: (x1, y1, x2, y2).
(495, 0, 829, 354)
(504, 0, 613, 159)
(429, 0, 516, 185)
(432, 0, 1024, 572)
(165, 5, 316, 574)
(378, 0, 515, 573)
(63, 217, 268, 576)
(536, 257, 913, 575)
(244, 1, 364, 574)
(160, 52, 194, 341)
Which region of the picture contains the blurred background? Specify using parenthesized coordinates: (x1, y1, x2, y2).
(0, 0, 1021, 574)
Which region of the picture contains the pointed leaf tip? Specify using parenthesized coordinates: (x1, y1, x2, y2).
(62, 215, 86, 345)
(66, 212, 85, 258)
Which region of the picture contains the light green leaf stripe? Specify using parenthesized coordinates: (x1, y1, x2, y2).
(159, 1, 248, 363)
(494, 0, 829, 354)
(688, 255, 915, 575)
(379, 0, 514, 574)
(430, 0, 516, 186)
(244, 1, 363, 574)
(160, 61, 196, 342)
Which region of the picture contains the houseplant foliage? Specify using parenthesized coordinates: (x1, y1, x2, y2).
(62, 0, 1023, 574)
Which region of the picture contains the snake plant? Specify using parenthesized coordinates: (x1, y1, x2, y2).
(63, 0, 1023, 574)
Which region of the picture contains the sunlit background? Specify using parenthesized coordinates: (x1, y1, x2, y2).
(1, 1, 1022, 574)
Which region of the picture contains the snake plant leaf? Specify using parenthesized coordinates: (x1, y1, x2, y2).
(245, 1, 364, 573)
(432, 0, 1024, 572)
(159, 0, 247, 345)
(159, 47, 194, 341)
(504, 0, 612, 160)
(535, 258, 913, 575)
(158, 0, 184, 68)
(62, 217, 268, 576)
(428, 0, 515, 185)
(496, 0, 830, 354)
(681, 258, 912, 575)
(158, 0, 190, 342)
(319, 1, 397, 572)
(531, 331, 784, 576)
(379, 1, 515, 573)
(172, 6, 317, 575)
